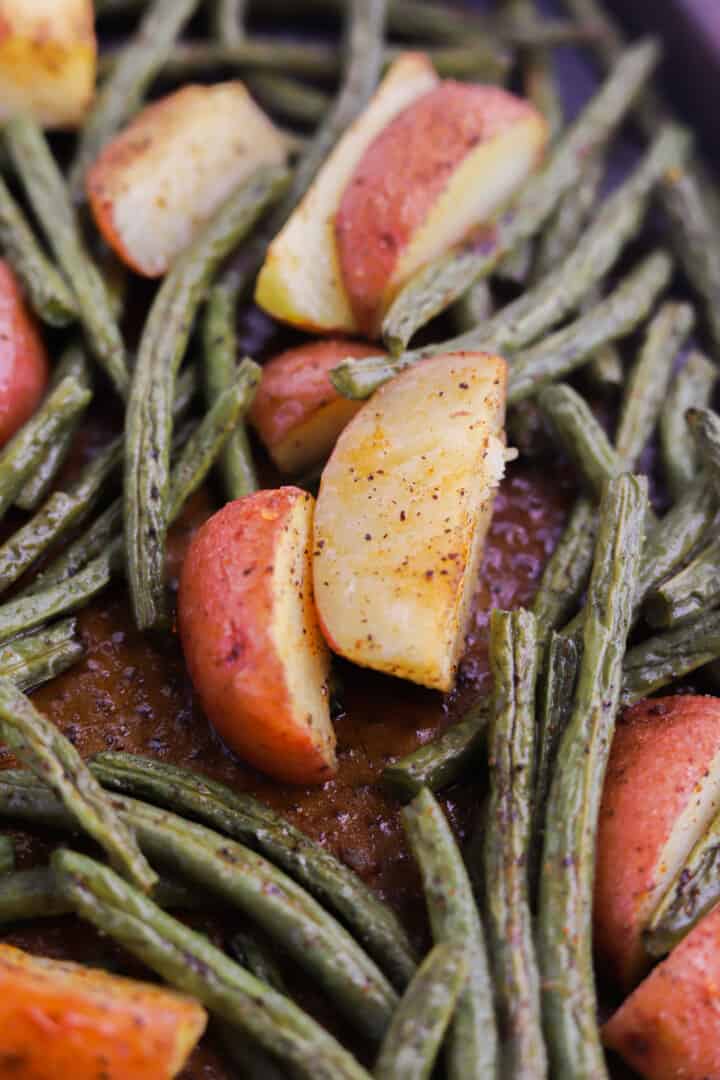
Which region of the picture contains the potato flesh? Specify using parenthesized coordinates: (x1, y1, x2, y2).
(88, 82, 288, 276)
(254, 53, 439, 333)
(313, 352, 507, 691)
(0, 0, 96, 129)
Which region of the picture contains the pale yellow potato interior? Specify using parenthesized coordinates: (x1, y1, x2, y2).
(0, 0, 95, 129)
(386, 113, 547, 310)
(254, 53, 439, 333)
(270, 493, 335, 763)
(313, 352, 507, 691)
(271, 398, 363, 474)
(101, 83, 288, 276)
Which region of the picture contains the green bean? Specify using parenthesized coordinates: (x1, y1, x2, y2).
(52, 850, 372, 1080)
(374, 944, 467, 1080)
(688, 407, 720, 497)
(0, 681, 156, 892)
(0, 173, 77, 326)
(403, 788, 497, 1080)
(451, 279, 493, 334)
(525, 51, 564, 143)
(0, 619, 84, 692)
(378, 39, 660, 353)
(538, 473, 647, 1078)
(644, 537, 720, 629)
(621, 610, 720, 705)
(333, 244, 673, 403)
(661, 352, 717, 500)
(532, 499, 597, 635)
(69, 0, 201, 200)
(230, 930, 286, 994)
(4, 115, 129, 397)
(506, 252, 672, 405)
(168, 359, 260, 520)
(0, 864, 206, 926)
(484, 609, 546, 1079)
(124, 166, 288, 631)
(0, 375, 91, 525)
(532, 633, 579, 882)
(645, 806, 720, 957)
(15, 345, 92, 512)
(0, 835, 13, 876)
(89, 751, 416, 988)
(534, 152, 605, 279)
(245, 72, 330, 126)
(539, 384, 618, 499)
(203, 286, 258, 500)
(615, 301, 695, 468)
(495, 240, 534, 287)
(585, 341, 624, 396)
(212, 0, 246, 45)
(382, 703, 489, 800)
(0, 435, 124, 598)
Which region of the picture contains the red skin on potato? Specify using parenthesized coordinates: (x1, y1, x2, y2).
(249, 338, 378, 470)
(595, 695, 720, 989)
(334, 81, 536, 335)
(0, 260, 49, 446)
(178, 487, 335, 785)
(603, 903, 720, 1080)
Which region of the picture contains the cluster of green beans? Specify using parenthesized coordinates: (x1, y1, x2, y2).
(0, 0, 719, 1076)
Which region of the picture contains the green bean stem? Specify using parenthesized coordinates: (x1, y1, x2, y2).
(0, 680, 156, 892)
(52, 850, 372, 1080)
(621, 610, 720, 705)
(15, 345, 92, 512)
(89, 751, 416, 988)
(615, 301, 695, 468)
(0, 172, 77, 326)
(484, 609, 547, 1078)
(382, 703, 489, 800)
(531, 499, 597, 635)
(661, 352, 717, 500)
(69, 0, 201, 200)
(645, 806, 720, 957)
(4, 114, 129, 397)
(403, 788, 497, 1080)
(124, 165, 288, 630)
(374, 944, 467, 1080)
(0, 619, 84, 693)
(538, 473, 647, 1078)
(378, 39, 660, 353)
(203, 285, 258, 500)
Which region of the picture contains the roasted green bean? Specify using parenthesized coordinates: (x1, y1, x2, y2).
(382, 703, 489, 800)
(0, 619, 83, 693)
(538, 474, 647, 1078)
(403, 787, 497, 1080)
(688, 407, 720, 497)
(484, 609, 546, 1078)
(539, 384, 618, 499)
(644, 536, 720, 629)
(230, 930, 286, 994)
(212, 0, 247, 45)
(621, 610, 720, 705)
(124, 165, 288, 630)
(244, 72, 330, 126)
(661, 351, 717, 500)
(4, 114, 129, 397)
(531, 499, 596, 635)
(534, 153, 605, 278)
(374, 944, 467, 1080)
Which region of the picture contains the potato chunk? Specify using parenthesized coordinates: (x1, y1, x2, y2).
(313, 352, 507, 691)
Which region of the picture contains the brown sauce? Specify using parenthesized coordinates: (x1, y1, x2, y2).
(0, 451, 573, 1076)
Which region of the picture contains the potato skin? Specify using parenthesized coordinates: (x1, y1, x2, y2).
(595, 695, 720, 989)
(603, 903, 720, 1080)
(0, 259, 49, 447)
(0, 943, 207, 1079)
(335, 81, 539, 335)
(249, 338, 379, 472)
(178, 488, 335, 785)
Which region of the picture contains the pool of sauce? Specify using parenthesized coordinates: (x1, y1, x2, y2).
(0, 439, 572, 1075)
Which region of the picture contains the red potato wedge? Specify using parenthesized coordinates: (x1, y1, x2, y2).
(603, 902, 720, 1080)
(0, 259, 49, 447)
(313, 351, 507, 692)
(249, 338, 382, 474)
(335, 82, 547, 336)
(595, 695, 720, 990)
(178, 487, 335, 785)
(0, 943, 207, 1079)
(87, 82, 288, 277)
(255, 52, 439, 334)
(0, 0, 96, 129)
